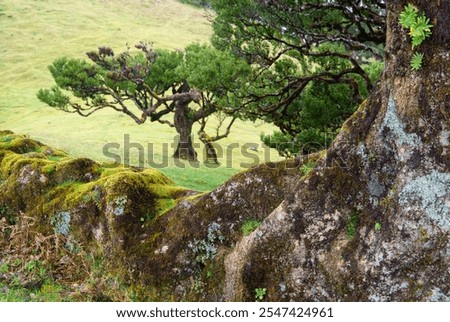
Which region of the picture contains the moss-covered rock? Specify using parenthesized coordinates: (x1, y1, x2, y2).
(0, 131, 189, 299)
(0, 131, 303, 300)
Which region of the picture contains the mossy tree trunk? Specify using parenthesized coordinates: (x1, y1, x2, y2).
(173, 101, 198, 161)
(173, 84, 198, 161)
(221, 0, 450, 301)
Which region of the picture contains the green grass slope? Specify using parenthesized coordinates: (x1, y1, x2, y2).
(0, 0, 281, 191)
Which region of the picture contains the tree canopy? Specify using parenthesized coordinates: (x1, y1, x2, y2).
(38, 0, 388, 162)
(210, 0, 386, 155)
(38, 43, 250, 161)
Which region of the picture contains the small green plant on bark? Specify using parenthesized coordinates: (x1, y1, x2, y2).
(410, 52, 424, 71)
(241, 219, 261, 236)
(82, 190, 101, 208)
(346, 212, 359, 239)
(375, 222, 382, 231)
(300, 162, 316, 177)
(255, 287, 267, 301)
(399, 4, 433, 70)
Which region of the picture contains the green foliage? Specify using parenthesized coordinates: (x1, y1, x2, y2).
(0, 259, 61, 301)
(0, 263, 8, 274)
(146, 49, 184, 91)
(37, 57, 103, 108)
(375, 222, 382, 231)
(0, 204, 14, 223)
(399, 4, 433, 71)
(260, 61, 382, 157)
(241, 219, 261, 236)
(410, 52, 424, 71)
(82, 189, 102, 208)
(300, 162, 316, 177)
(410, 15, 433, 48)
(0, 136, 14, 143)
(255, 287, 267, 301)
(24, 259, 47, 280)
(179, 43, 251, 97)
(399, 4, 433, 48)
(37, 86, 70, 109)
(346, 212, 359, 239)
(260, 131, 297, 158)
(0, 204, 16, 236)
(261, 128, 335, 158)
(211, 0, 385, 153)
(38, 43, 248, 117)
(0, 281, 66, 302)
(399, 4, 418, 29)
(37, 42, 251, 162)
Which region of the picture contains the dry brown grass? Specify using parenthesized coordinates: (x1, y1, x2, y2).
(0, 213, 129, 301)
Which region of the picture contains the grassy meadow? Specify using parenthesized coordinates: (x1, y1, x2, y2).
(0, 0, 281, 191)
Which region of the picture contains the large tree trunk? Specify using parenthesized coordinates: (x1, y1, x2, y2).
(222, 0, 450, 301)
(173, 87, 198, 161)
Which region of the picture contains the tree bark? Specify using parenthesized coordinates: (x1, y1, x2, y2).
(221, 0, 450, 301)
(173, 96, 198, 161)
(198, 131, 219, 164)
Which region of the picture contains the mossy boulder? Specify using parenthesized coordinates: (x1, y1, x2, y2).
(0, 132, 186, 296)
(0, 131, 304, 300)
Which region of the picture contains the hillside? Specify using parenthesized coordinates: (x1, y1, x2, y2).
(0, 0, 281, 191)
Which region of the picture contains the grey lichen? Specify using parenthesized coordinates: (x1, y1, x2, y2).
(188, 222, 225, 264)
(50, 211, 71, 236)
(440, 130, 450, 147)
(356, 143, 369, 167)
(380, 96, 421, 156)
(113, 195, 128, 216)
(428, 288, 450, 302)
(399, 171, 450, 229)
(368, 176, 385, 198)
(440, 130, 450, 157)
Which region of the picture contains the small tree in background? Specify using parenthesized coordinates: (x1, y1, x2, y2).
(38, 43, 250, 161)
